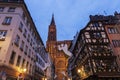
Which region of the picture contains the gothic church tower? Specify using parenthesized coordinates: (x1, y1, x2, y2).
(46, 15, 71, 80)
(47, 14, 57, 41)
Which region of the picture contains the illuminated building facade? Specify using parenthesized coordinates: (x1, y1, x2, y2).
(68, 13, 120, 80)
(0, 0, 48, 80)
(46, 15, 71, 80)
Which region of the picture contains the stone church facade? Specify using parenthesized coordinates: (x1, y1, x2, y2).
(46, 15, 71, 80)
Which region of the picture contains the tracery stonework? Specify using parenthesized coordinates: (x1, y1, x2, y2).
(46, 15, 71, 80)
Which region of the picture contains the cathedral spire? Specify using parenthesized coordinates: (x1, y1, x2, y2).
(47, 14, 57, 41)
(50, 14, 55, 25)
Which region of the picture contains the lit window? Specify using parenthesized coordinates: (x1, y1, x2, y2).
(9, 51, 16, 65)
(0, 7, 4, 12)
(8, 7, 16, 12)
(2, 17, 12, 25)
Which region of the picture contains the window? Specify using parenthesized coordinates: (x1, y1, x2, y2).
(22, 13, 25, 20)
(2, 17, 12, 25)
(14, 35, 20, 46)
(26, 61, 29, 69)
(16, 55, 21, 67)
(0, 30, 7, 36)
(30, 39, 33, 46)
(27, 34, 30, 42)
(20, 40, 24, 51)
(19, 22, 23, 32)
(8, 7, 15, 12)
(9, 51, 16, 64)
(21, 59, 25, 68)
(92, 32, 101, 39)
(112, 40, 120, 47)
(108, 27, 119, 34)
(23, 29, 27, 38)
(0, 30, 7, 40)
(28, 49, 31, 58)
(26, 20, 29, 26)
(29, 64, 32, 73)
(85, 32, 90, 38)
(24, 45, 28, 55)
(0, 7, 4, 12)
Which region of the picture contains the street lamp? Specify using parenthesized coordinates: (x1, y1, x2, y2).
(23, 68, 27, 72)
(68, 77, 72, 80)
(17, 68, 27, 80)
(77, 69, 81, 73)
(42, 77, 47, 80)
(44, 78, 47, 80)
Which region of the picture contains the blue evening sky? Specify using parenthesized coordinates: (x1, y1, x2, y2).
(25, 0, 120, 45)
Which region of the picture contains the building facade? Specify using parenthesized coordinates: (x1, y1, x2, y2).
(68, 13, 120, 80)
(104, 12, 120, 67)
(0, 0, 48, 80)
(35, 43, 49, 80)
(46, 15, 71, 80)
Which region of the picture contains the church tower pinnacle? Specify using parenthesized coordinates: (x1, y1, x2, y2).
(47, 14, 57, 41)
